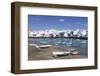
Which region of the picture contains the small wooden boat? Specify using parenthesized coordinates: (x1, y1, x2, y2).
(70, 49, 80, 55)
(66, 42, 72, 45)
(38, 45, 52, 48)
(70, 51, 80, 55)
(52, 51, 70, 57)
(81, 41, 86, 44)
(29, 44, 52, 48)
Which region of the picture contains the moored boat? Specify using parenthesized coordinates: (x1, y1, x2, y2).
(38, 45, 52, 48)
(70, 51, 80, 55)
(70, 49, 80, 55)
(52, 51, 70, 57)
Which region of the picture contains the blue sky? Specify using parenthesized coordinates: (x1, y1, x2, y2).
(28, 15, 88, 31)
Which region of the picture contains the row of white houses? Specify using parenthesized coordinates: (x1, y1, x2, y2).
(28, 29, 87, 37)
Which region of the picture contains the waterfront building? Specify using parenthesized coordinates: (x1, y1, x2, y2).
(28, 29, 87, 38)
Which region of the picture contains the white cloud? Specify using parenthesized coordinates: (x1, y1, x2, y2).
(59, 19, 65, 22)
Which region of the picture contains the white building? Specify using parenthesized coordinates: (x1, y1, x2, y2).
(28, 29, 87, 38)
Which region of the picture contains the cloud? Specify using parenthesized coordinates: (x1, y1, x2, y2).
(59, 19, 65, 22)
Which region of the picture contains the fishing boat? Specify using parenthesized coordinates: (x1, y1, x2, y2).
(52, 51, 70, 57)
(66, 42, 72, 45)
(38, 45, 52, 48)
(29, 44, 52, 48)
(69, 49, 80, 55)
(81, 40, 86, 44)
(70, 51, 80, 55)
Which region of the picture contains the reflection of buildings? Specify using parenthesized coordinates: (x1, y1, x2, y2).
(28, 29, 88, 38)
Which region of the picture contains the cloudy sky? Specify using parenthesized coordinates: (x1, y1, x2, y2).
(28, 15, 88, 31)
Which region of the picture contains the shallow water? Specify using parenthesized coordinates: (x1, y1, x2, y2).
(28, 38, 88, 57)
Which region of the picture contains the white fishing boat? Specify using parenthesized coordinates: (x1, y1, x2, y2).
(52, 51, 70, 57)
(81, 41, 86, 44)
(29, 44, 40, 48)
(66, 42, 72, 47)
(29, 44, 52, 48)
(70, 49, 80, 55)
(67, 48, 80, 55)
(67, 48, 75, 51)
(38, 45, 52, 48)
(70, 51, 80, 55)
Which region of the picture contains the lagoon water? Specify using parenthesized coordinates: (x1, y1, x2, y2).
(28, 38, 88, 58)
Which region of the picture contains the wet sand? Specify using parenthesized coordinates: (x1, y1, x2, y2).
(28, 45, 86, 61)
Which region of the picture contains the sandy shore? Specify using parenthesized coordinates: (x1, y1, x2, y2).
(28, 45, 86, 61)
